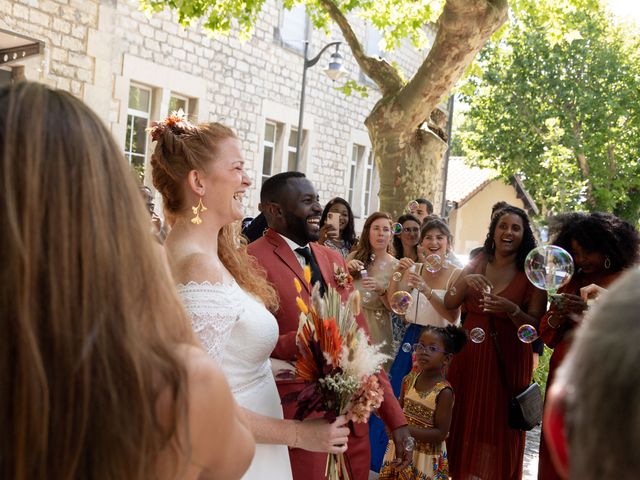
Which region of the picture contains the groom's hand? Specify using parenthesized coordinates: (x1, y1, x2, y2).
(390, 425, 412, 469)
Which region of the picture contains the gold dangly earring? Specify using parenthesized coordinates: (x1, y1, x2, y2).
(191, 197, 207, 225)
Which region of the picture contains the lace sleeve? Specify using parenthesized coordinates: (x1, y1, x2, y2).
(177, 282, 243, 362)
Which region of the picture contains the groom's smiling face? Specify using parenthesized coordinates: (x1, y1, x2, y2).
(278, 178, 323, 245)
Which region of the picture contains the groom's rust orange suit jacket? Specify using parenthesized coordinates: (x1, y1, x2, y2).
(248, 228, 407, 480)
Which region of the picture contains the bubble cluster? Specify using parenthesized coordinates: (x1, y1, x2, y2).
(469, 327, 486, 344)
(390, 291, 414, 315)
(517, 324, 538, 344)
(424, 254, 443, 273)
(401, 342, 412, 353)
(392, 271, 403, 282)
(392, 222, 403, 235)
(525, 245, 575, 294)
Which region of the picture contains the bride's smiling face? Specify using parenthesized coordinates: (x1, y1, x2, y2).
(201, 137, 252, 225)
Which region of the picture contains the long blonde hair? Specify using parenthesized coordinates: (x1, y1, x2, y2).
(0, 82, 194, 479)
(151, 119, 278, 309)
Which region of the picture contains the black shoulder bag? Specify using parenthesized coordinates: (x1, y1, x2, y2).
(488, 317, 543, 431)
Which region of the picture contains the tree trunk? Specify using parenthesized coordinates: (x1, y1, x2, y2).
(368, 119, 447, 219)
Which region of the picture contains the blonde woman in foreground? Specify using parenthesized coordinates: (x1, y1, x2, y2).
(0, 82, 253, 480)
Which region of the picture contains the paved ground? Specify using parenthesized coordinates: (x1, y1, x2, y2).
(369, 425, 542, 480)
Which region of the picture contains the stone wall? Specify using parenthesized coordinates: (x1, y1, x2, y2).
(1, 0, 436, 217)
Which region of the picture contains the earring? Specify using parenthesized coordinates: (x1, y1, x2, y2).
(491, 240, 495, 250)
(191, 197, 207, 225)
(604, 256, 611, 269)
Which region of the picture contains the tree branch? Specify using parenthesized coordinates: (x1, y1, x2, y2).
(383, 0, 508, 132)
(316, 0, 404, 95)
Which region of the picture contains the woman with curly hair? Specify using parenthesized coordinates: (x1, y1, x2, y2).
(537, 212, 640, 480)
(443, 205, 548, 480)
(151, 117, 349, 480)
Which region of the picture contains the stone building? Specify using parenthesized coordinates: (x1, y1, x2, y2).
(1, 0, 438, 225)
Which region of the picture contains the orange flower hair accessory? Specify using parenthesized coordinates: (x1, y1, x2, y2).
(148, 109, 190, 141)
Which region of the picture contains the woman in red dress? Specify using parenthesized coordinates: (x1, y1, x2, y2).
(537, 212, 639, 479)
(444, 205, 547, 479)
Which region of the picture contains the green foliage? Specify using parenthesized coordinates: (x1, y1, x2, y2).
(533, 345, 552, 399)
(458, 0, 640, 222)
(139, 0, 443, 51)
(335, 80, 369, 98)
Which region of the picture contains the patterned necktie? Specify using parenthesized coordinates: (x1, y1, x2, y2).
(295, 246, 326, 296)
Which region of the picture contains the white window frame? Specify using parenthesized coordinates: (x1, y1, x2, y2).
(124, 83, 152, 178)
(262, 120, 278, 185)
(168, 93, 189, 115)
(363, 150, 376, 216)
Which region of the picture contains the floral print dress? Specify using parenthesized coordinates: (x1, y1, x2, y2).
(379, 372, 451, 480)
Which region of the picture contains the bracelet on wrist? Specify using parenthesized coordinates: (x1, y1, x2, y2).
(426, 287, 434, 300)
(547, 314, 560, 329)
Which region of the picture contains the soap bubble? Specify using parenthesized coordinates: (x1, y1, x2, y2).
(392, 222, 403, 235)
(525, 245, 574, 294)
(517, 324, 538, 344)
(390, 290, 414, 315)
(424, 254, 443, 273)
(406, 200, 419, 212)
(392, 271, 403, 282)
(403, 436, 416, 452)
(469, 327, 486, 344)
(401, 342, 412, 353)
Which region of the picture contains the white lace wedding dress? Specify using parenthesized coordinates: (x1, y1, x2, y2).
(178, 280, 293, 480)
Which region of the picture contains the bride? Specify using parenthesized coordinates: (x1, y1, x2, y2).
(150, 116, 349, 479)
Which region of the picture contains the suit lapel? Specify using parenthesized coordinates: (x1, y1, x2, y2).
(265, 229, 310, 294)
(311, 243, 335, 288)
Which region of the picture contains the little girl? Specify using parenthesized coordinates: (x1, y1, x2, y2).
(379, 325, 467, 479)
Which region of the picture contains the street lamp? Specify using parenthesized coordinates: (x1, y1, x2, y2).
(295, 41, 346, 170)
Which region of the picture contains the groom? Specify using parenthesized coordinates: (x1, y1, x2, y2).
(248, 172, 411, 480)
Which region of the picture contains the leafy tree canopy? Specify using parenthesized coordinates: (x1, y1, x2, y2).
(458, 0, 640, 223)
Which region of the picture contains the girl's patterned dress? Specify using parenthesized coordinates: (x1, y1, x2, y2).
(379, 373, 451, 480)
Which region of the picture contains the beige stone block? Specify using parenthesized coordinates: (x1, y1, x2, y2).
(50, 62, 75, 78)
(29, 9, 51, 27)
(52, 17, 71, 33)
(40, 0, 61, 15)
(12, 3, 30, 20)
(51, 46, 67, 62)
(70, 79, 82, 96)
(68, 51, 93, 70)
(70, 25, 87, 40)
(57, 77, 71, 91)
(62, 34, 84, 52)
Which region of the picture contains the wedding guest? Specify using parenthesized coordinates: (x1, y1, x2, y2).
(393, 214, 421, 262)
(412, 198, 433, 224)
(544, 268, 640, 480)
(444, 205, 547, 479)
(151, 117, 349, 480)
(0, 81, 254, 480)
(347, 212, 398, 370)
(318, 197, 357, 258)
(249, 173, 411, 480)
(379, 325, 468, 480)
(537, 212, 639, 480)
